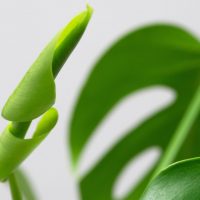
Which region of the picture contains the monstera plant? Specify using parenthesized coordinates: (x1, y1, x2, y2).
(0, 4, 200, 200)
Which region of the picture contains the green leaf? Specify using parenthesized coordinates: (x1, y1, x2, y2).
(0, 108, 58, 181)
(69, 24, 200, 199)
(141, 157, 200, 200)
(2, 5, 92, 122)
(0, 5, 92, 199)
(0, 6, 93, 198)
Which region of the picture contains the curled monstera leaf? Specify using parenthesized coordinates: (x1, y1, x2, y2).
(0, 5, 92, 185)
(0, 108, 58, 181)
(2, 5, 92, 122)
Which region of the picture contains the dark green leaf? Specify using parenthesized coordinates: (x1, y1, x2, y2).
(141, 158, 200, 200)
(69, 24, 200, 199)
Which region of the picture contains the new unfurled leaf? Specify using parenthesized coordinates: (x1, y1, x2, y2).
(0, 108, 58, 181)
(2, 5, 93, 122)
(0, 5, 92, 188)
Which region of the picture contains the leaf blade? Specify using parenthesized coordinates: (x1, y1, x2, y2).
(141, 158, 200, 200)
(2, 5, 92, 122)
(69, 24, 200, 199)
(0, 108, 58, 181)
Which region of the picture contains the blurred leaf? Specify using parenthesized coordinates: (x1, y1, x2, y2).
(141, 157, 200, 200)
(69, 24, 200, 199)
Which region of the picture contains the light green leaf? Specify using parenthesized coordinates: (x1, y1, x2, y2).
(0, 5, 93, 199)
(69, 24, 200, 199)
(2, 5, 92, 122)
(0, 108, 58, 181)
(141, 157, 200, 200)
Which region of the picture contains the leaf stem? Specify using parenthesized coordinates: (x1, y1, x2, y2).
(10, 121, 31, 138)
(8, 173, 23, 200)
(154, 85, 200, 176)
(15, 169, 37, 200)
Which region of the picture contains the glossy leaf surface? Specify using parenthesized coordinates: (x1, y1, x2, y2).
(141, 158, 200, 200)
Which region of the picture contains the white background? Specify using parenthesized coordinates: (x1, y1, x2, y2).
(0, 0, 199, 199)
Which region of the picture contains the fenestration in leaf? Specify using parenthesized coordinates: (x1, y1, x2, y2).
(141, 158, 200, 200)
(69, 24, 200, 200)
(2, 5, 93, 122)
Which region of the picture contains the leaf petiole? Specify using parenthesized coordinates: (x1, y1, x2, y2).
(154, 84, 200, 176)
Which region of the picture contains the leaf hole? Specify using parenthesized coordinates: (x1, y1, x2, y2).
(113, 147, 161, 200)
(78, 86, 175, 177)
